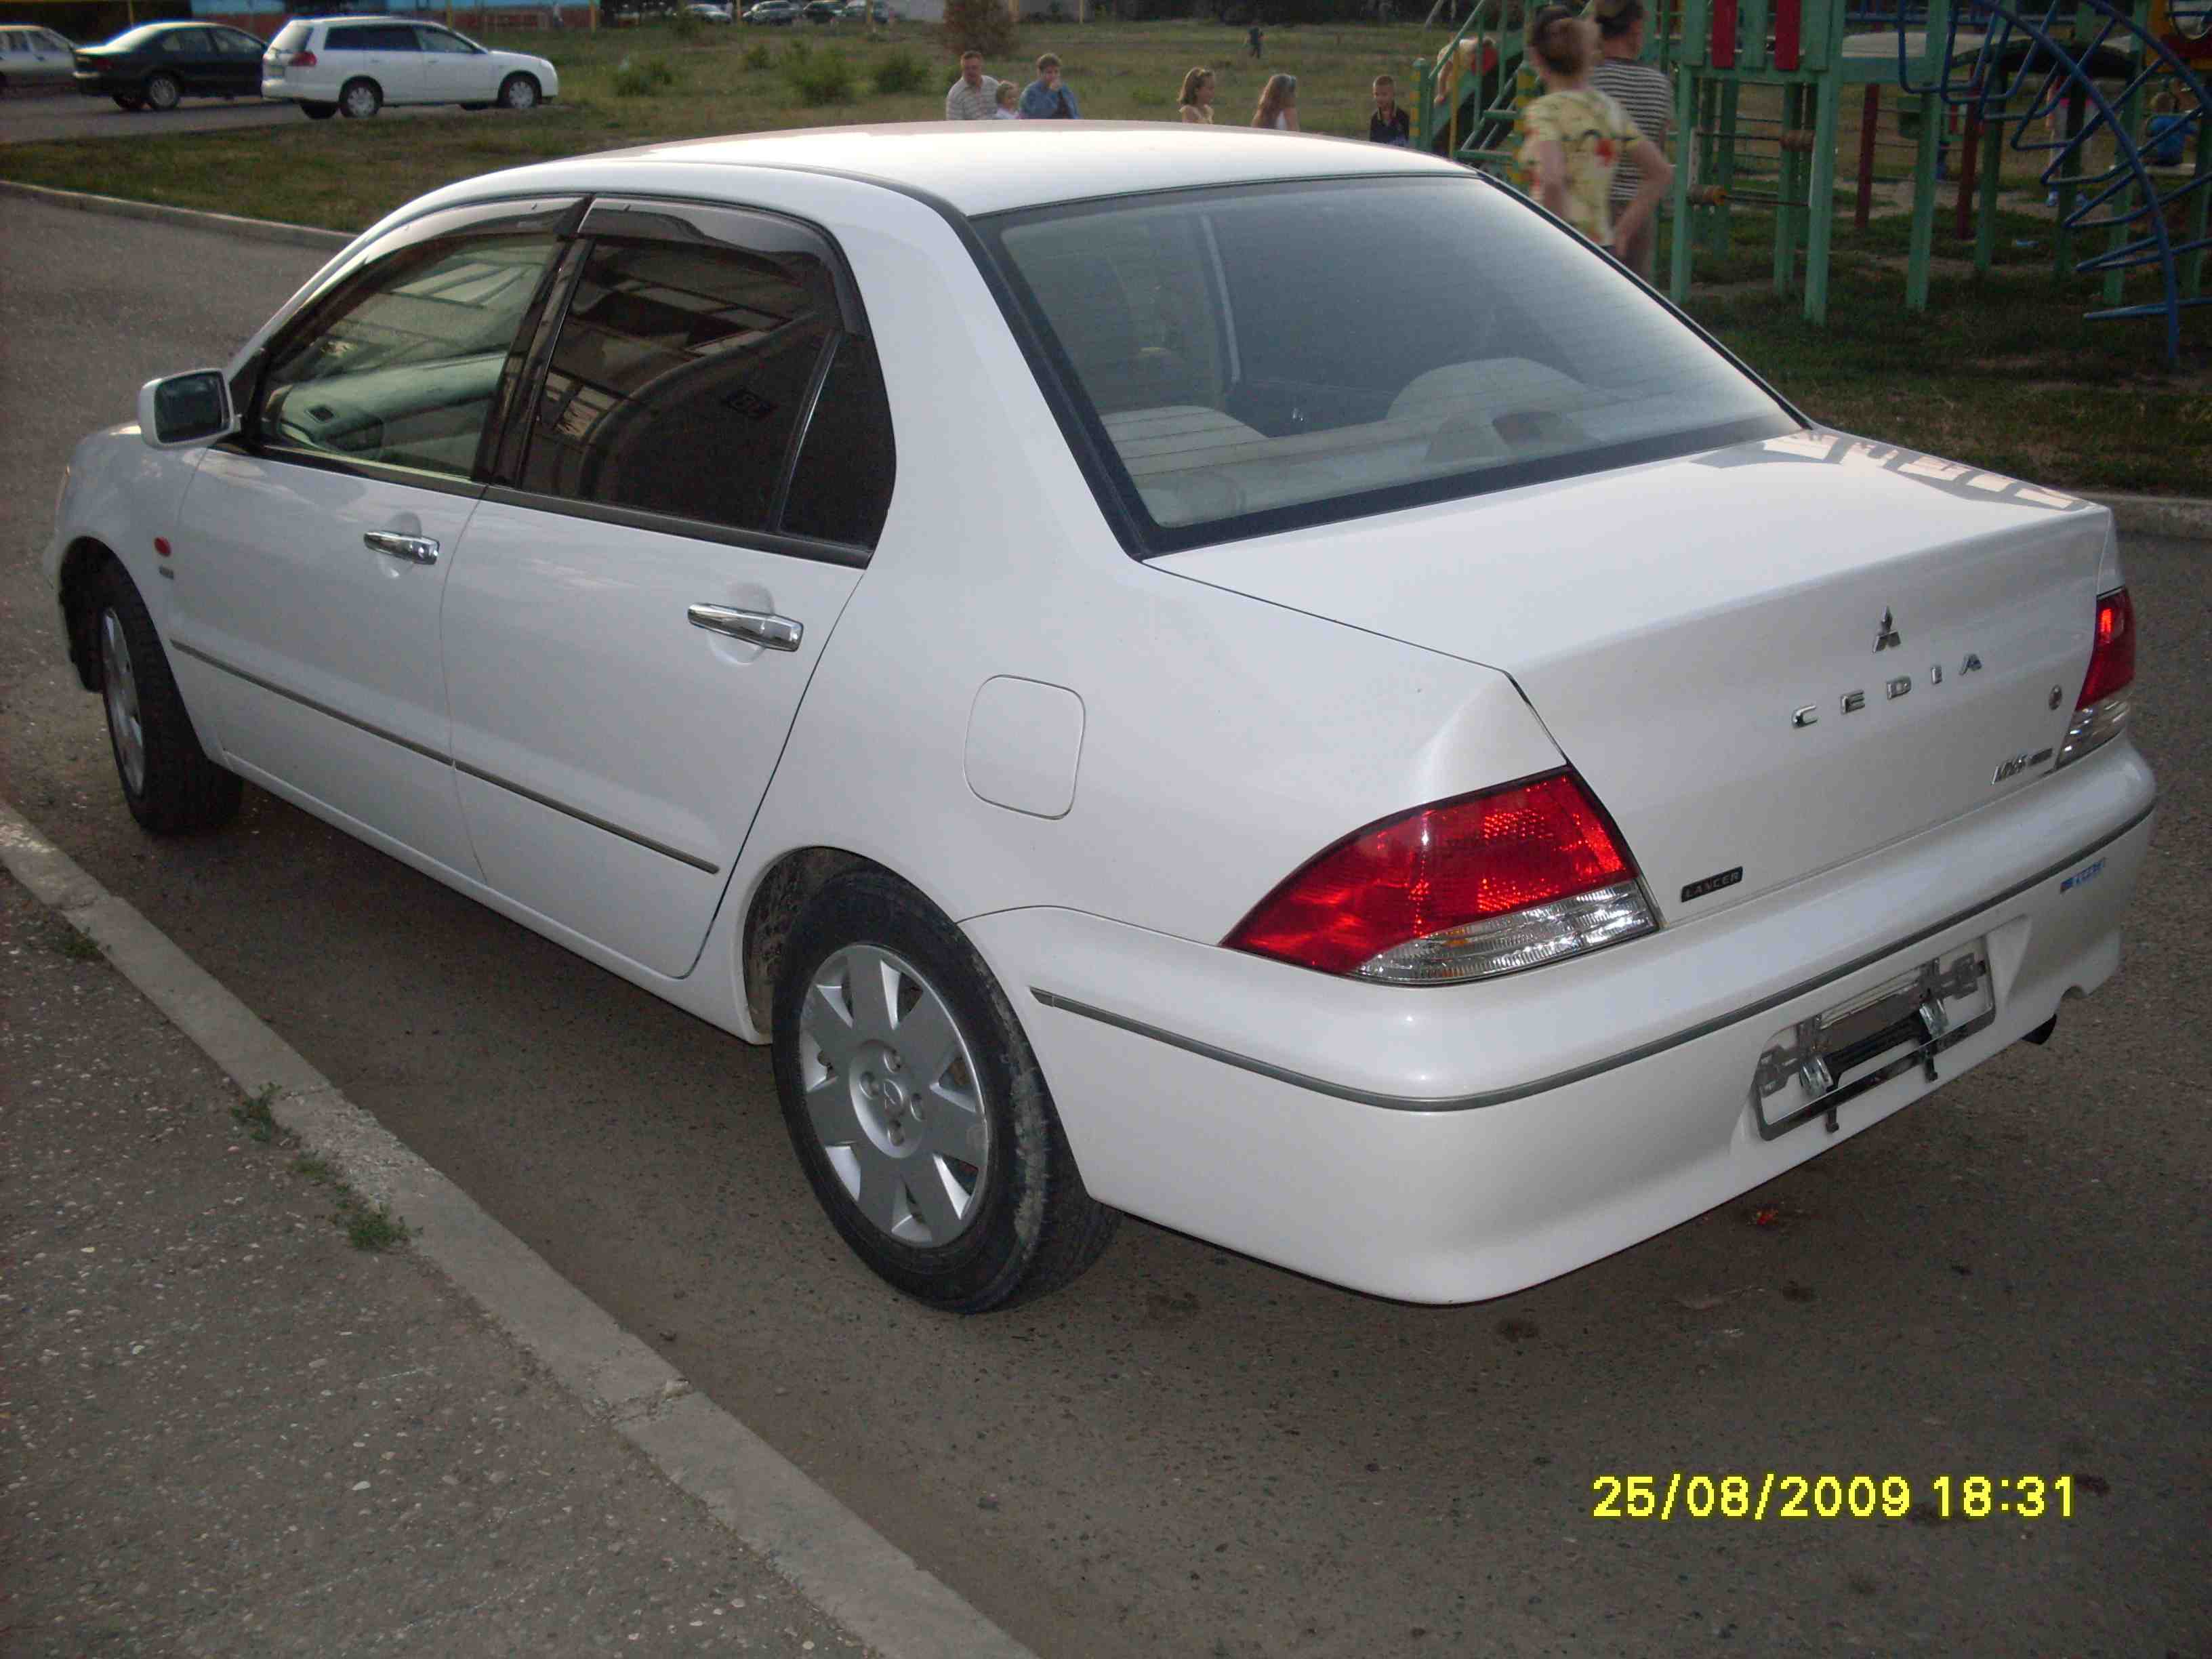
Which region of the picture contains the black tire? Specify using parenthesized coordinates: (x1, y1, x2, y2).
(497, 72, 539, 110)
(112, 93, 145, 110)
(338, 76, 380, 118)
(94, 562, 242, 836)
(773, 872, 1119, 1312)
(301, 100, 337, 119)
(143, 70, 181, 111)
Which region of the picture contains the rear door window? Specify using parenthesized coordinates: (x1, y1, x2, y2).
(517, 229, 843, 539)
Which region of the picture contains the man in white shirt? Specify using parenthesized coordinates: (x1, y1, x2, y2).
(945, 50, 998, 120)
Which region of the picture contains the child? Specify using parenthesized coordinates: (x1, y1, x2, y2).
(1370, 73, 1411, 145)
(992, 79, 1021, 119)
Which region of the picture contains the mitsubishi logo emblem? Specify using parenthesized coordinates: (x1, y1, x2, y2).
(1875, 608, 1901, 652)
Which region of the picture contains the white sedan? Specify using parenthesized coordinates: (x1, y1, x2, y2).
(44, 125, 2155, 1311)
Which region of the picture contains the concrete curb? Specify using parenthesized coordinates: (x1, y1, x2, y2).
(0, 797, 1040, 1659)
(0, 177, 353, 251)
(2081, 492, 2212, 546)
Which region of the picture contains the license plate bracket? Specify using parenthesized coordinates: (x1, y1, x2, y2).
(1750, 943, 1995, 1140)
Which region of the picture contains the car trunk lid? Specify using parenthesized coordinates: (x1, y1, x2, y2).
(1155, 431, 2111, 921)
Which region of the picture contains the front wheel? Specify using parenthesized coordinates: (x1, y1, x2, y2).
(338, 76, 381, 118)
(773, 872, 1118, 1312)
(142, 70, 181, 111)
(497, 72, 539, 110)
(96, 564, 242, 836)
(300, 99, 337, 119)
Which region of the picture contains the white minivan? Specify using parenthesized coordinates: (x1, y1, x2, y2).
(262, 16, 557, 120)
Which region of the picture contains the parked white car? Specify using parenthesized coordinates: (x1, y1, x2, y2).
(45, 126, 2154, 1311)
(261, 16, 556, 119)
(0, 22, 75, 94)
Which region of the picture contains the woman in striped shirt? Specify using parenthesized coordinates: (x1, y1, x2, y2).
(1589, 0, 1675, 281)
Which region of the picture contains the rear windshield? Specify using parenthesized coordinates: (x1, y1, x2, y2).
(98, 23, 182, 50)
(271, 20, 312, 49)
(981, 176, 1797, 554)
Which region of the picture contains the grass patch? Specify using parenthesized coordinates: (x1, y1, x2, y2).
(610, 56, 680, 96)
(287, 1153, 411, 1249)
(743, 40, 773, 71)
(871, 49, 928, 94)
(336, 1195, 412, 1252)
(230, 1082, 288, 1146)
(1689, 263, 2209, 493)
(47, 924, 102, 963)
(787, 49, 857, 106)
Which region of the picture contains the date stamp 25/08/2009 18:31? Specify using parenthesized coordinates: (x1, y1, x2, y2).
(1591, 1473, 2083, 1521)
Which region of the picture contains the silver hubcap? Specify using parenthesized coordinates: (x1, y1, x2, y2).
(148, 77, 176, 108)
(345, 85, 374, 115)
(799, 945, 988, 1248)
(505, 79, 535, 107)
(100, 610, 146, 796)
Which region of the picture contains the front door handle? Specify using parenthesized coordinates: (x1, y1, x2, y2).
(687, 604, 802, 652)
(364, 530, 440, 565)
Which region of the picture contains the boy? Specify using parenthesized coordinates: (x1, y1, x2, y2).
(1369, 73, 1411, 145)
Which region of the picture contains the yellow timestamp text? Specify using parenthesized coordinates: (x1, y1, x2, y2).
(1590, 1473, 2078, 1521)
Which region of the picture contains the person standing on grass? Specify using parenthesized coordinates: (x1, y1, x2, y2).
(1369, 73, 1411, 145)
(1021, 52, 1081, 119)
(1247, 20, 1263, 58)
(1589, 0, 1674, 279)
(945, 49, 998, 120)
(1178, 65, 1216, 123)
(1253, 72, 1298, 129)
(994, 79, 1021, 117)
(1516, 6, 1671, 260)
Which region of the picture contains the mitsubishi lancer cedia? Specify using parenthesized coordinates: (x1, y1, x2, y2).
(45, 125, 2155, 1311)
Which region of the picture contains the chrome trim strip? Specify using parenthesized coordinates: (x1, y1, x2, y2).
(172, 640, 448, 765)
(171, 641, 721, 875)
(1028, 796, 2158, 1113)
(449, 759, 719, 874)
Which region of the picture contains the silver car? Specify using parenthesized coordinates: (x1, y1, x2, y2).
(0, 23, 74, 94)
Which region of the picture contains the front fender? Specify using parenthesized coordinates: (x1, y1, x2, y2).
(46, 425, 208, 693)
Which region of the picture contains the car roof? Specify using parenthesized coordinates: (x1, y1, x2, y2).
(572, 121, 1460, 218)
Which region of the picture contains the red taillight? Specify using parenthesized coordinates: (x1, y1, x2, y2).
(1225, 771, 1652, 983)
(2058, 585, 2138, 769)
(289, 49, 316, 67)
(2076, 587, 2134, 708)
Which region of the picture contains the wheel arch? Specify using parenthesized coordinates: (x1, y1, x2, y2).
(58, 537, 118, 692)
(737, 844, 872, 1034)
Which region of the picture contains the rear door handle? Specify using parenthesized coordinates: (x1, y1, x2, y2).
(364, 531, 440, 565)
(687, 604, 802, 651)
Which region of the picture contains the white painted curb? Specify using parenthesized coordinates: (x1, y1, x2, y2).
(0, 796, 1039, 1659)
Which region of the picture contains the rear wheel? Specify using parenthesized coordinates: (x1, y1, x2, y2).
(497, 71, 539, 110)
(338, 76, 380, 118)
(95, 563, 242, 836)
(773, 872, 1119, 1312)
(142, 70, 181, 110)
(300, 100, 337, 119)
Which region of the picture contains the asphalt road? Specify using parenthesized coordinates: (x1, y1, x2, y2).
(4, 197, 2207, 1658)
(0, 86, 440, 144)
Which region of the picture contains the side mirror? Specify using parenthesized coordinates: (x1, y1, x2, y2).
(138, 369, 237, 450)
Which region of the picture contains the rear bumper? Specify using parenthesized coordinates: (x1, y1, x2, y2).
(964, 742, 2156, 1303)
